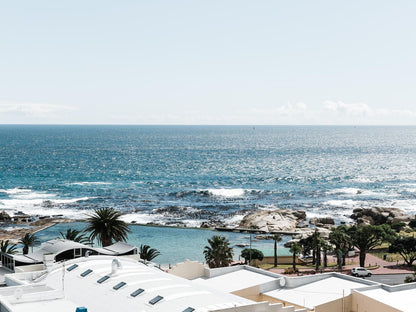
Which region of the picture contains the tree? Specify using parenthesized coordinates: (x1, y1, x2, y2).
(299, 235, 314, 261)
(0, 240, 17, 254)
(241, 248, 263, 265)
(84, 207, 131, 247)
(348, 224, 397, 267)
(321, 240, 332, 268)
(139, 244, 161, 262)
(203, 235, 234, 268)
(59, 229, 91, 244)
(271, 234, 282, 267)
(389, 236, 416, 267)
(289, 243, 302, 271)
(329, 225, 351, 270)
(19, 233, 39, 255)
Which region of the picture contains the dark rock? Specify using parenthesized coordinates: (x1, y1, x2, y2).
(350, 207, 413, 225)
(0, 211, 11, 222)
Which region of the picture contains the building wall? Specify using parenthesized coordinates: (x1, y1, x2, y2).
(232, 285, 261, 301)
(256, 256, 302, 266)
(350, 291, 402, 312)
(315, 295, 352, 312)
(166, 259, 205, 279)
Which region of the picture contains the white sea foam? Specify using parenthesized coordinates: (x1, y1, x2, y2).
(121, 212, 165, 225)
(326, 188, 398, 200)
(257, 204, 279, 211)
(0, 188, 32, 195)
(206, 188, 246, 198)
(70, 182, 112, 186)
(0, 188, 93, 219)
(324, 199, 362, 208)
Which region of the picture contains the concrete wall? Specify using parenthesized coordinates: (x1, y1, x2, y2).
(204, 265, 244, 278)
(210, 301, 302, 312)
(166, 259, 205, 279)
(256, 256, 302, 266)
(14, 264, 44, 273)
(232, 285, 261, 301)
(350, 290, 402, 312)
(315, 295, 352, 312)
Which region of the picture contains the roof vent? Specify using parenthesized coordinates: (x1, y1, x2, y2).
(80, 269, 93, 277)
(112, 258, 122, 275)
(113, 282, 126, 290)
(149, 295, 163, 305)
(130, 288, 144, 297)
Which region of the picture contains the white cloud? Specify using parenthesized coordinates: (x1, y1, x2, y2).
(324, 100, 371, 116)
(322, 100, 416, 125)
(0, 103, 74, 118)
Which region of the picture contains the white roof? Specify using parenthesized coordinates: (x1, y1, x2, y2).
(357, 286, 416, 312)
(265, 276, 374, 309)
(9, 240, 137, 264)
(194, 268, 277, 292)
(0, 256, 253, 312)
(95, 241, 137, 255)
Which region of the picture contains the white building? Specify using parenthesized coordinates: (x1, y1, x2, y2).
(0, 240, 414, 312)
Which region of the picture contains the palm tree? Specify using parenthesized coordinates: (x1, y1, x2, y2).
(84, 207, 131, 247)
(203, 235, 234, 268)
(0, 240, 17, 254)
(19, 233, 39, 255)
(272, 234, 282, 267)
(139, 244, 161, 262)
(290, 242, 302, 271)
(59, 229, 91, 244)
(329, 225, 351, 270)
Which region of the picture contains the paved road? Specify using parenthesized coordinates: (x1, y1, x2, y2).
(366, 274, 414, 285)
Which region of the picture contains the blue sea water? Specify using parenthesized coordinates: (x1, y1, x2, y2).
(1, 125, 416, 227)
(37, 222, 289, 265)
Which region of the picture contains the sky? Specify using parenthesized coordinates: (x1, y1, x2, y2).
(1, 1, 416, 125)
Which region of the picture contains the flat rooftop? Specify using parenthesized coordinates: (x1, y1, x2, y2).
(0, 256, 253, 312)
(194, 267, 278, 293)
(265, 275, 376, 310)
(357, 286, 416, 312)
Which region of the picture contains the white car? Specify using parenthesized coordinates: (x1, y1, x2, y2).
(351, 267, 372, 277)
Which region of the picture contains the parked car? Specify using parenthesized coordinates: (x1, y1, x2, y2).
(351, 267, 372, 277)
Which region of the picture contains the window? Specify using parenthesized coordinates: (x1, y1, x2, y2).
(80, 269, 93, 277)
(149, 295, 163, 305)
(97, 276, 110, 284)
(183, 308, 195, 312)
(67, 264, 78, 271)
(113, 282, 126, 290)
(130, 288, 144, 297)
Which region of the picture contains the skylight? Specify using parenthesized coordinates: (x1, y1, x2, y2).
(67, 264, 78, 272)
(80, 269, 93, 277)
(183, 308, 195, 312)
(149, 295, 163, 305)
(113, 282, 126, 290)
(97, 276, 110, 284)
(130, 288, 144, 297)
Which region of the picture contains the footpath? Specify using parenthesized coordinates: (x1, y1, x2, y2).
(267, 252, 414, 276)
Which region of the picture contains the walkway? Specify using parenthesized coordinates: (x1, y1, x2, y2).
(267, 252, 415, 276)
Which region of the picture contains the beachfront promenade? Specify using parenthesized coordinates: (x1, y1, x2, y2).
(267, 253, 414, 276)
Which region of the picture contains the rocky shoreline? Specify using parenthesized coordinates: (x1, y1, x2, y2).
(1, 206, 415, 244)
(0, 213, 75, 243)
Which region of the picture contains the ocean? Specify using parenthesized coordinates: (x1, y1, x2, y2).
(2, 125, 416, 227)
